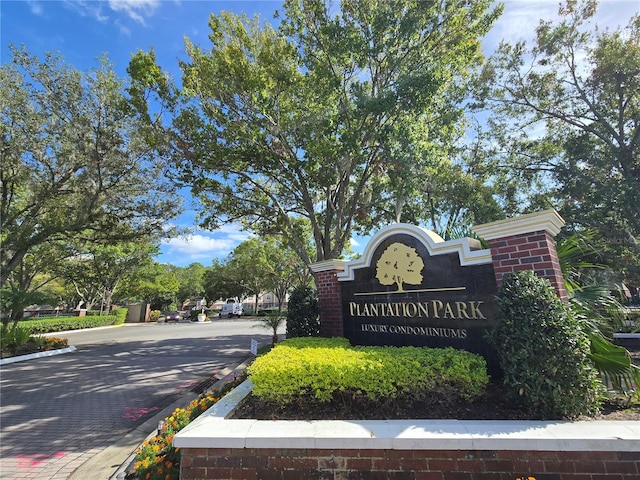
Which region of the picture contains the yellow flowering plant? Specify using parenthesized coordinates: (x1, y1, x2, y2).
(132, 372, 246, 480)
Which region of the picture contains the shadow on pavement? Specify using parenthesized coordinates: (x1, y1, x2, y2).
(0, 333, 267, 461)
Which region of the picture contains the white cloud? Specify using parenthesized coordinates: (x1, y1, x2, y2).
(163, 234, 235, 255)
(62, 0, 109, 23)
(27, 1, 43, 16)
(61, 0, 162, 27)
(114, 19, 132, 36)
(159, 223, 252, 265)
(484, 0, 636, 54)
(215, 224, 252, 242)
(108, 0, 160, 25)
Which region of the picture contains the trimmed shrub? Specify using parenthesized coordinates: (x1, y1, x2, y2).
(285, 285, 320, 338)
(19, 313, 125, 334)
(248, 337, 489, 406)
(487, 270, 605, 419)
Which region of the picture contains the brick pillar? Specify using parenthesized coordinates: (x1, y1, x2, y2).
(473, 209, 568, 301)
(310, 260, 346, 338)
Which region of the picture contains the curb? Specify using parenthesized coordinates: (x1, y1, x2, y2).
(0, 324, 128, 366)
(0, 345, 77, 365)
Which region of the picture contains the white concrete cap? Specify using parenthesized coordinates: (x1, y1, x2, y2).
(472, 209, 565, 241)
(173, 380, 640, 452)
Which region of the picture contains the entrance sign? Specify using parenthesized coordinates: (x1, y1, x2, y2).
(311, 211, 568, 378)
(337, 224, 499, 372)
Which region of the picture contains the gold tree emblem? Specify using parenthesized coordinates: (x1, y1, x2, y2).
(375, 242, 424, 292)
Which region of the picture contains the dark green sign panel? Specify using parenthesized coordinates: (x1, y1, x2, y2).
(338, 225, 500, 375)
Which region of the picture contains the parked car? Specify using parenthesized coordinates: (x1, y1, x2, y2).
(219, 299, 243, 318)
(165, 311, 182, 323)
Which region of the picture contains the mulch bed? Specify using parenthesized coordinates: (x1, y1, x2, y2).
(232, 379, 640, 421)
(233, 348, 640, 421)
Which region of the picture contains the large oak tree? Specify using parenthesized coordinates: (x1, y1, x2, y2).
(477, 1, 640, 280)
(129, 0, 503, 264)
(0, 46, 181, 286)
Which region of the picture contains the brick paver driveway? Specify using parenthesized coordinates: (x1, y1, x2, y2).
(0, 321, 275, 480)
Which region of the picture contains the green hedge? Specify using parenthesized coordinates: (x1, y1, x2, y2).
(256, 307, 285, 317)
(20, 308, 127, 334)
(248, 337, 489, 404)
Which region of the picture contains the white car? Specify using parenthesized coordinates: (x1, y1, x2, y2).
(219, 299, 244, 318)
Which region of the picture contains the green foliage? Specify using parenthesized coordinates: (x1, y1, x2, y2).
(556, 231, 639, 399)
(478, 3, 640, 280)
(1, 46, 181, 287)
(18, 313, 125, 334)
(487, 270, 605, 419)
(149, 310, 161, 322)
(173, 263, 206, 306)
(588, 333, 640, 399)
(254, 312, 286, 346)
(202, 236, 304, 315)
(132, 373, 246, 480)
(228, 238, 279, 315)
(202, 259, 244, 306)
(248, 338, 489, 407)
(0, 257, 58, 325)
(261, 238, 311, 311)
(621, 310, 640, 333)
(129, 0, 503, 264)
(256, 307, 284, 317)
(120, 262, 180, 310)
(0, 324, 32, 350)
(52, 240, 160, 313)
(1, 324, 69, 357)
(30, 334, 48, 349)
(285, 285, 320, 338)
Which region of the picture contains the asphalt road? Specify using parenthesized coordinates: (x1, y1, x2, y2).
(0, 318, 283, 480)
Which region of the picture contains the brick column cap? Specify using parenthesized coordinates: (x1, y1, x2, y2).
(472, 209, 565, 240)
(310, 259, 347, 273)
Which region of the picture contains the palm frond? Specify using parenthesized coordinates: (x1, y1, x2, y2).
(589, 333, 640, 399)
(557, 230, 638, 399)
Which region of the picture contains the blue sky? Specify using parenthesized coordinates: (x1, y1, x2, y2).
(2, 0, 637, 267)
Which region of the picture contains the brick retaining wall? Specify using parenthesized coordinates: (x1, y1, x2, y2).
(180, 447, 639, 479)
(174, 381, 640, 480)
